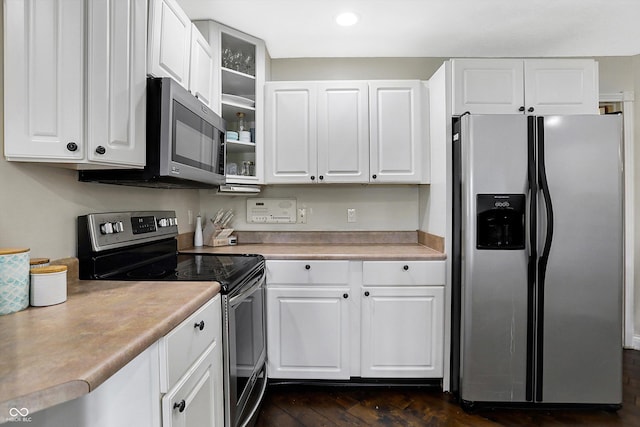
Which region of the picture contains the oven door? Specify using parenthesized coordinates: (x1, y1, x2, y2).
(225, 267, 266, 427)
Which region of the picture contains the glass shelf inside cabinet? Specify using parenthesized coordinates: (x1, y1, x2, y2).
(226, 140, 255, 153)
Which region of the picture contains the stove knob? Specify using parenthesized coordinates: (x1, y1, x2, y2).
(173, 217, 178, 226)
(100, 222, 113, 234)
(112, 221, 124, 233)
(158, 218, 168, 228)
(168, 218, 175, 226)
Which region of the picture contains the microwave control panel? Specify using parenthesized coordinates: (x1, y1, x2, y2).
(247, 199, 297, 223)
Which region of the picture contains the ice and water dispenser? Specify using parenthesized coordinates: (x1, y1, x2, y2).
(476, 194, 525, 249)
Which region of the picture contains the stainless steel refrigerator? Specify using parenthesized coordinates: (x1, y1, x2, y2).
(451, 114, 623, 409)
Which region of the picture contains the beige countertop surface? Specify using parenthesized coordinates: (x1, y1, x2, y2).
(0, 278, 220, 415)
(182, 243, 446, 260)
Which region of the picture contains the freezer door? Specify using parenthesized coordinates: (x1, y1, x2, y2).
(459, 115, 531, 402)
(538, 115, 623, 404)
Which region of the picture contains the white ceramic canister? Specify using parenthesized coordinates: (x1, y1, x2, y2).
(30, 257, 50, 269)
(30, 265, 67, 306)
(0, 248, 30, 315)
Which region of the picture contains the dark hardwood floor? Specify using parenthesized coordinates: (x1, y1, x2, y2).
(255, 349, 640, 426)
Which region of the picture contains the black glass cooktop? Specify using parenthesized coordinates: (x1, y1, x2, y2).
(103, 252, 263, 293)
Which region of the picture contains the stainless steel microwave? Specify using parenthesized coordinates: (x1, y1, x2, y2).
(80, 77, 226, 188)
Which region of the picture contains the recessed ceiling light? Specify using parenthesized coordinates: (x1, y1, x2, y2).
(336, 12, 359, 26)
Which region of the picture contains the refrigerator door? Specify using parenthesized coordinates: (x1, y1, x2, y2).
(538, 115, 623, 404)
(459, 115, 531, 402)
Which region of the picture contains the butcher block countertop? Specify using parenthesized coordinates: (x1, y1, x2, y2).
(0, 259, 220, 416)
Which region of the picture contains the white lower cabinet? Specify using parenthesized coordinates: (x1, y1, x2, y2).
(267, 286, 351, 379)
(160, 294, 224, 427)
(29, 343, 161, 427)
(266, 260, 445, 380)
(266, 260, 351, 379)
(361, 286, 444, 378)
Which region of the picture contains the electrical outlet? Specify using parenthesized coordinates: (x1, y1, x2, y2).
(188, 210, 193, 225)
(347, 208, 357, 223)
(297, 208, 307, 224)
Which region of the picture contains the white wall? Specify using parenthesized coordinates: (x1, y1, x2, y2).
(199, 185, 419, 231)
(0, 7, 201, 260)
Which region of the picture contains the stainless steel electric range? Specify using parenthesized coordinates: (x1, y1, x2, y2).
(77, 210, 266, 427)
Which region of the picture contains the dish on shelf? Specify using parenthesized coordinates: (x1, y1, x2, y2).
(222, 94, 255, 108)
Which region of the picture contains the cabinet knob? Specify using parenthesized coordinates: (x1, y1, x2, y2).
(518, 106, 525, 112)
(319, 175, 324, 181)
(305, 264, 311, 270)
(528, 107, 535, 113)
(364, 291, 370, 297)
(343, 293, 349, 299)
(310, 176, 315, 181)
(95, 146, 106, 155)
(403, 265, 409, 271)
(372, 174, 377, 180)
(174, 400, 186, 413)
(194, 320, 205, 331)
(66, 142, 78, 152)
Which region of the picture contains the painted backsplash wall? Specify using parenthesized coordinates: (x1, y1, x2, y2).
(199, 185, 420, 232)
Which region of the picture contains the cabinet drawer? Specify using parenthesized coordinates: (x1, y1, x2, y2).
(267, 260, 349, 285)
(160, 294, 221, 392)
(362, 261, 445, 286)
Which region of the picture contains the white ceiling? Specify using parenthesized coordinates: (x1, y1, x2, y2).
(177, 0, 640, 59)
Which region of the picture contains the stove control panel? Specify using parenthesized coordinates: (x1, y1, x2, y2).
(79, 210, 179, 253)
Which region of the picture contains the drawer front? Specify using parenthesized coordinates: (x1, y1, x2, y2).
(161, 294, 221, 391)
(362, 261, 445, 286)
(267, 260, 350, 285)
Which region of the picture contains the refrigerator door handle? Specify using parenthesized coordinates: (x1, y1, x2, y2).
(536, 116, 555, 402)
(525, 116, 537, 402)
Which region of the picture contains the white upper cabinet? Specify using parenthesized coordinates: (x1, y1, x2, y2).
(148, 0, 192, 88)
(148, 0, 215, 109)
(369, 81, 424, 184)
(451, 59, 524, 115)
(265, 81, 369, 184)
(317, 82, 370, 183)
(523, 59, 598, 115)
(265, 82, 318, 183)
(188, 26, 215, 108)
(4, 0, 147, 167)
(451, 58, 599, 115)
(195, 20, 267, 184)
(86, 0, 147, 166)
(265, 80, 424, 184)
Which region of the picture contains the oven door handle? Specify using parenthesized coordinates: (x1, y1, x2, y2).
(229, 268, 265, 307)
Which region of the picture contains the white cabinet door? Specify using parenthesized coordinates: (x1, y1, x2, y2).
(451, 59, 525, 115)
(162, 343, 220, 427)
(451, 58, 599, 115)
(360, 286, 444, 378)
(317, 82, 370, 183)
(524, 59, 599, 115)
(266, 287, 351, 379)
(86, 0, 146, 166)
(148, 0, 192, 88)
(189, 25, 215, 108)
(4, 0, 84, 161)
(264, 83, 318, 184)
(369, 81, 423, 183)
